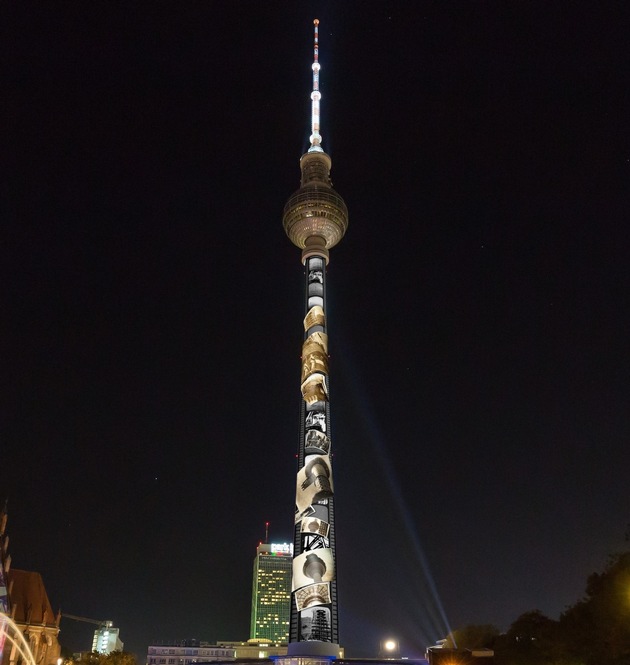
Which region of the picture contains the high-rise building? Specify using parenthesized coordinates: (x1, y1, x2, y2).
(249, 543, 293, 643)
(92, 622, 123, 654)
(282, 19, 348, 659)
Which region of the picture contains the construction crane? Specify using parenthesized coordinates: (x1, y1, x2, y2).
(61, 614, 122, 654)
(61, 614, 113, 629)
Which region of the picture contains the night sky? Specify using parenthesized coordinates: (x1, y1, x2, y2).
(3, 1, 630, 660)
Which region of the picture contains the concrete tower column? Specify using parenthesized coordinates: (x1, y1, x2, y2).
(281, 19, 348, 659)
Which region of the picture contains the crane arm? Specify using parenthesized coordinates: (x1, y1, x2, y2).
(62, 614, 112, 627)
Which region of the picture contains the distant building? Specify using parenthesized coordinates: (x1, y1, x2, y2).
(145, 639, 287, 665)
(249, 543, 292, 643)
(216, 641, 288, 659)
(146, 641, 234, 665)
(92, 622, 124, 654)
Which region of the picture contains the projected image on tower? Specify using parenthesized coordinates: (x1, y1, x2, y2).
(304, 306, 325, 331)
(295, 501, 330, 524)
(295, 505, 315, 523)
(308, 281, 323, 297)
(301, 373, 328, 404)
(292, 548, 334, 590)
(301, 332, 329, 382)
(302, 533, 328, 551)
(300, 607, 332, 642)
(300, 516, 330, 538)
(305, 409, 326, 432)
(305, 430, 330, 455)
(308, 270, 323, 284)
(308, 257, 324, 274)
(295, 454, 333, 513)
(294, 582, 331, 611)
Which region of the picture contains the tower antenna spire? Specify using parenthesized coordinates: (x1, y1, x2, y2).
(309, 19, 323, 153)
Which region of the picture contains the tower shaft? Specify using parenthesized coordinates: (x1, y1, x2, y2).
(289, 255, 338, 649)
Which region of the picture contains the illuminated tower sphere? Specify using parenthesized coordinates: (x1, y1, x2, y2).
(283, 20, 347, 659)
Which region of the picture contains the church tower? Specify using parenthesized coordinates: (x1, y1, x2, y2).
(282, 20, 348, 659)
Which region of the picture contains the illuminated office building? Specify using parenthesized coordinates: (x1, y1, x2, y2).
(92, 622, 123, 654)
(250, 543, 293, 643)
(282, 19, 348, 658)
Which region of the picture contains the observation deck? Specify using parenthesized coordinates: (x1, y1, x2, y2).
(282, 151, 348, 263)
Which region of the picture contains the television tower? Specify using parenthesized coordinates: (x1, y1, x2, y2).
(282, 19, 348, 658)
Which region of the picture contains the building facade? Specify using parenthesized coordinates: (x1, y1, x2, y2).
(249, 543, 292, 643)
(0, 505, 61, 665)
(281, 19, 348, 658)
(145, 640, 288, 665)
(4, 569, 62, 665)
(92, 622, 124, 654)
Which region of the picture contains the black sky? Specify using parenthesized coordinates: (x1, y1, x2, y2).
(3, 1, 630, 660)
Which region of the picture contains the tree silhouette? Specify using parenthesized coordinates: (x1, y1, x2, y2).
(72, 651, 137, 665)
(445, 624, 499, 649)
(560, 551, 630, 665)
(496, 610, 565, 664)
(447, 551, 630, 665)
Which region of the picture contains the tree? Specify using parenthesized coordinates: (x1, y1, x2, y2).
(444, 550, 630, 665)
(560, 551, 630, 665)
(444, 624, 500, 649)
(496, 610, 567, 665)
(72, 651, 137, 665)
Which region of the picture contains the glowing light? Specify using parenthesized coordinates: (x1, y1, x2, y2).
(0, 614, 37, 665)
(309, 18, 323, 152)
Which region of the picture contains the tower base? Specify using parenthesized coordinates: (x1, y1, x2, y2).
(285, 641, 341, 658)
